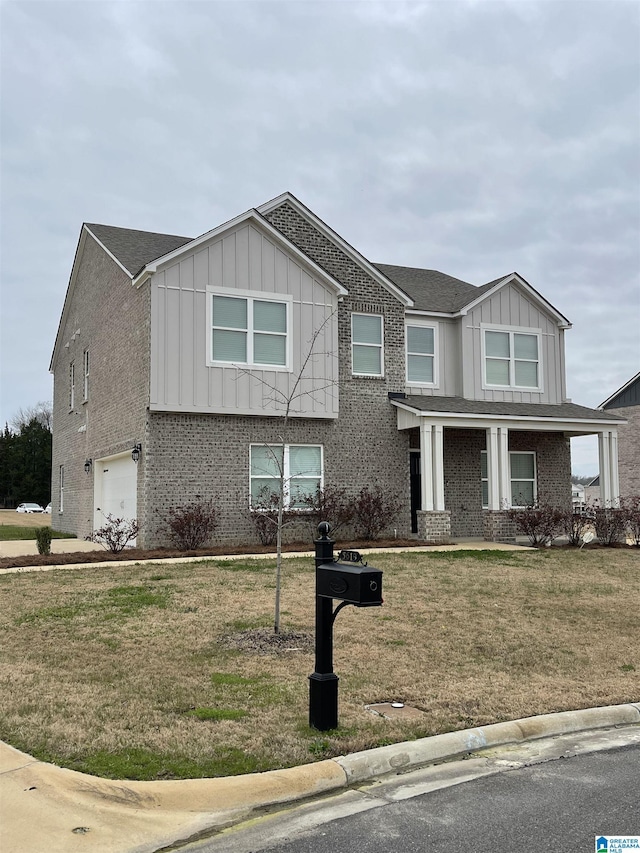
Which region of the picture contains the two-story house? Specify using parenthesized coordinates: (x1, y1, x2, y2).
(50, 192, 624, 546)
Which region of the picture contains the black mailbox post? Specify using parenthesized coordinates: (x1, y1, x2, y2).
(309, 523, 383, 731)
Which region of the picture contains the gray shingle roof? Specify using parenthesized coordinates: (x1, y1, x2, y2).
(398, 395, 625, 421)
(374, 264, 502, 313)
(85, 223, 193, 278)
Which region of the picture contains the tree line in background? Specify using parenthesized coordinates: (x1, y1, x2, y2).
(0, 403, 52, 509)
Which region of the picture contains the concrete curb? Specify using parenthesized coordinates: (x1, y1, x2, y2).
(1, 704, 638, 853)
(335, 702, 640, 784)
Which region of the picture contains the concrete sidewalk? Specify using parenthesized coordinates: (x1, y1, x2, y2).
(2, 704, 639, 853)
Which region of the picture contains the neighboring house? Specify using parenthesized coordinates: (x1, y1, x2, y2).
(584, 475, 601, 506)
(599, 372, 640, 498)
(571, 483, 585, 508)
(50, 193, 625, 546)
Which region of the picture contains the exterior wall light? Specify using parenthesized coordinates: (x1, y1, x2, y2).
(131, 443, 142, 463)
(84, 458, 92, 474)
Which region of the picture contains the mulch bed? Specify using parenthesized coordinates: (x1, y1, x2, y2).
(0, 539, 424, 570)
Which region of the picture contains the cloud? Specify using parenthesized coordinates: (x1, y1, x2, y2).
(1, 0, 638, 478)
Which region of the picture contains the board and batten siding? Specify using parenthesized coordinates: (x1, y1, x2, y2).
(150, 222, 339, 417)
(462, 282, 566, 403)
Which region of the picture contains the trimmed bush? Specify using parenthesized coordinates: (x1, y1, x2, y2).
(92, 514, 140, 553)
(35, 526, 52, 555)
(507, 501, 563, 547)
(159, 500, 218, 550)
(352, 484, 402, 541)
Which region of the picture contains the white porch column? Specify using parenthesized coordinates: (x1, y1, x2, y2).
(498, 427, 511, 508)
(420, 421, 434, 512)
(486, 426, 500, 510)
(598, 430, 620, 506)
(419, 422, 446, 512)
(434, 424, 445, 511)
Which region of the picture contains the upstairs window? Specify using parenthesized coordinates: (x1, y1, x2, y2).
(352, 313, 383, 376)
(406, 323, 437, 385)
(211, 292, 290, 368)
(83, 350, 89, 401)
(483, 327, 541, 390)
(69, 363, 75, 410)
(250, 444, 323, 509)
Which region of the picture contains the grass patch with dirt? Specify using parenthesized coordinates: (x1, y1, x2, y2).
(0, 548, 637, 780)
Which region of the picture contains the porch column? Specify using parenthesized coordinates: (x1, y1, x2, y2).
(486, 426, 500, 510)
(598, 429, 620, 506)
(498, 427, 511, 508)
(419, 422, 446, 512)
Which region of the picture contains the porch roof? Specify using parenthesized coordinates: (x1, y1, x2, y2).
(392, 395, 625, 435)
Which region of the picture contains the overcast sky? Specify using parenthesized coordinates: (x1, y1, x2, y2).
(1, 0, 638, 474)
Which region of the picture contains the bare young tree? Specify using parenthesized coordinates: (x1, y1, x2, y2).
(241, 312, 338, 634)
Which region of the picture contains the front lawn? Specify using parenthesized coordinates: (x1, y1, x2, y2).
(0, 548, 637, 780)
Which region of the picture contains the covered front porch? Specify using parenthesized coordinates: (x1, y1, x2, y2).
(393, 396, 625, 543)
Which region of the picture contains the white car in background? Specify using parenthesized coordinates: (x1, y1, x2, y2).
(16, 503, 45, 513)
(44, 503, 52, 513)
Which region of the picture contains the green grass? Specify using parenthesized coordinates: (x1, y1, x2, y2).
(0, 525, 76, 541)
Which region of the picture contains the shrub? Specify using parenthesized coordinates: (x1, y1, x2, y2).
(160, 500, 218, 550)
(621, 495, 640, 546)
(507, 501, 563, 547)
(92, 514, 140, 553)
(352, 484, 402, 541)
(593, 505, 626, 546)
(559, 506, 595, 547)
(35, 526, 52, 555)
(298, 485, 355, 538)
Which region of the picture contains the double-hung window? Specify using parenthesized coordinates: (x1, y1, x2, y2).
(406, 323, 437, 385)
(483, 326, 541, 390)
(69, 363, 75, 410)
(210, 291, 290, 368)
(250, 444, 323, 509)
(59, 465, 64, 513)
(481, 450, 536, 508)
(83, 350, 89, 401)
(352, 313, 383, 376)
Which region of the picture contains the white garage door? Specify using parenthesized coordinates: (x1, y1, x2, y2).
(95, 454, 138, 541)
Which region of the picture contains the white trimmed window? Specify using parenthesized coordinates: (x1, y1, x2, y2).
(83, 350, 89, 401)
(406, 323, 437, 385)
(483, 326, 541, 390)
(250, 444, 323, 509)
(352, 313, 383, 376)
(481, 450, 537, 508)
(210, 291, 290, 368)
(59, 465, 64, 513)
(69, 363, 75, 410)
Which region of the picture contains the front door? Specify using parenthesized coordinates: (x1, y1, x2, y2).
(410, 451, 421, 534)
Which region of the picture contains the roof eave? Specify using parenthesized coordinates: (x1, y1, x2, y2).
(132, 208, 349, 297)
(458, 273, 572, 328)
(599, 371, 640, 409)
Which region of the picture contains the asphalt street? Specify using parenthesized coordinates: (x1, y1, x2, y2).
(181, 737, 639, 853)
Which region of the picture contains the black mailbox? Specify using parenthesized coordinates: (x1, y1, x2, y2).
(317, 561, 383, 607)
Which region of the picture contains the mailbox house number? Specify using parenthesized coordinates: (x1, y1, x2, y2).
(337, 549, 366, 565)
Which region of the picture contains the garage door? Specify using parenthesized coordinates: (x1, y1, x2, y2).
(95, 454, 138, 542)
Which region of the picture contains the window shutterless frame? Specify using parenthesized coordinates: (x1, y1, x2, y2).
(249, 443, 323, 510)
(207, 287, 292, 370)
(405, 321, 438, 386)
(481, 450, 537, 508)
(481, 324, 542, 392)
(351, 313, 384, 377)
(83, 350, 89, 401)
(69, 362, 75, 411)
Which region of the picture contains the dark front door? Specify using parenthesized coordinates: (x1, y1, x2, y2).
(410, 452, 421, 534)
